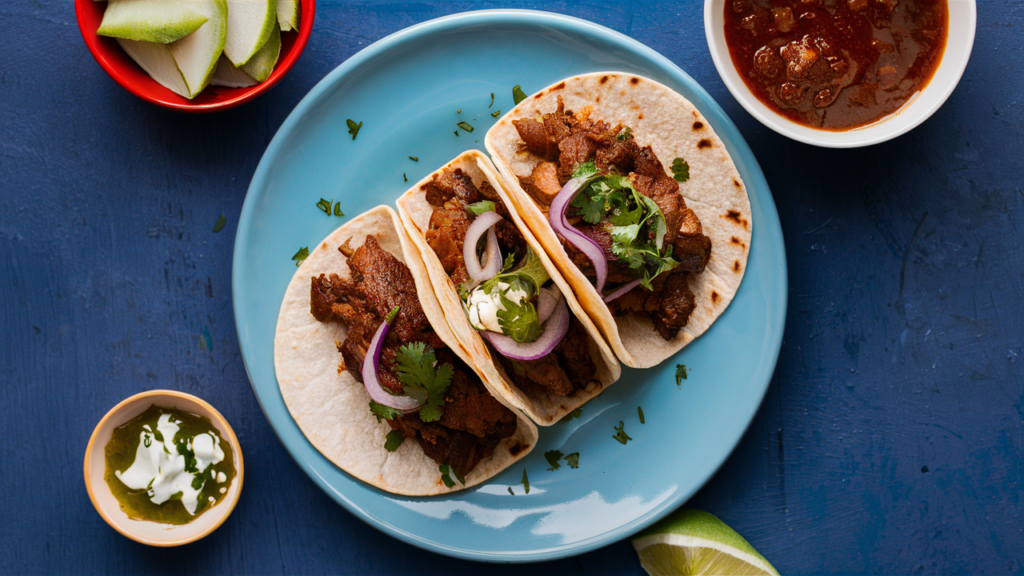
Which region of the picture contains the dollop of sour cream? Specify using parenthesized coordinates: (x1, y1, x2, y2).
(114, 413, 225, 515)
(466, 282, 529, 333)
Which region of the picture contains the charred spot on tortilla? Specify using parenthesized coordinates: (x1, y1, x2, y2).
(733, 178, 742, 188)
(724, 210, 749, 229)
(693, 121, 704, 130)
(711, 291, 720, 304)
(552, 81, 566, 90)
(630, 77, 640, 85)
(698, 139, 712, 149)
(734, 260, 742, 272)
(600, 75, 609, 84)
(638, 113, 644, 120)
(509, 442, 529, 457)
(730, 236, 747, 250)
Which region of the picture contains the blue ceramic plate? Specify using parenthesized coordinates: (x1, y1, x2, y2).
(233, 10, 786, 563)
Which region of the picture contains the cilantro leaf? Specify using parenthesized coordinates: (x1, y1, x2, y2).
(403, 173, 408, 182)
(565, 452, 579, 469)
(316, 198, 332, 215)
(489, 92, 495, 108)
(675, 364, 688, 386)
(385, 305, 400, 325)
(334, 203, 345, 217)
(369, 401, 402, 422)
(291, 246, 309, 267)
(512, 84, 527, 105)
(212, 213, 226, 233)
(638, 406, 645, 424)
(613, 420, 632, 444)
(346, 119, 362, 140)
(466, 200, 496, 215)
(616, 127, 632, 141)
(384, 430, 405, 452)
(456, 121, 474, 133)
(496, 291, 542, 343)
(571, 161, 598, 179)
(491, 110, 501, 118)
(560, 408, 582, 423)
(395, 343, 453, 423)
(521, 468, 530, 494)
(544, 449, 564, 471)
(409, 156, 419, 162)
(671, 158, 690, 183)
(508, 487, 515, 496)
(439, 464, 456, 488)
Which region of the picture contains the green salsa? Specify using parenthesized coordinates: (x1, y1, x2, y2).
(104, 405, 236, 525)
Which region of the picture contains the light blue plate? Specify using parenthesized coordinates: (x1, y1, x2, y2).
(233, 10, 787, 563)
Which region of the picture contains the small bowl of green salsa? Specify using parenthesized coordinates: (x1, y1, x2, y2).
(84, 390, 244, 546)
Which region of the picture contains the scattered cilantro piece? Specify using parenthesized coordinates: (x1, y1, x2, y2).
(613, 420, 632, 444)
(454, 131, 459, 137)
(521, 468, 530, 494)
(457, 283, 471, 301)
(384, 430, 405, 452)
(316, 198, 332, 215)
(561, 408, 582, 423)
(491, 110, 501, 118)
(466, 200, 496, 215)
(369, 401, 402, 422)
(291, 246, 309, 266)
(566, 452, 579, 469)
(638, 406, 645, 424)
(489, 92, 495, 108)
(396, 342, 454, 422)
(671, 158, 690, 183)
(403, 173, 408, 182)
(675, 364, 688, 386)
(439, 464, 456, 488)
(545, 450, 564, 471)
(409, 156, 419, 161)
(334, 203, 345, 217)
(385, 305, 400, 324)
(616, 127, 632, 141)
(571, 161, 598, 179)
(512, 84, 527, 105)
(346, 119, 363, 140)
(213, 213, 226, 233)
(457, 121, 475, 133)
(496, 291, 542, 343)
(508, 487, 514, 496)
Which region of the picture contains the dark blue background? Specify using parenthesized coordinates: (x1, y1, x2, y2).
(1, 1, 1020, 574)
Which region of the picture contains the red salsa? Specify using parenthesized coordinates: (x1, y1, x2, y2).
(724, 0, 948, 130)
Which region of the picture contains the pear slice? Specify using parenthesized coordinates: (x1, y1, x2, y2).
(240, 22, 280, 82)
(98, 0, 207, 44)
(167, 0, 227, 98)
(210, 55, 258, 88)
(224, 0, 277, 67)
(277, 0, 298, 32)
(116, 38, 190, 98)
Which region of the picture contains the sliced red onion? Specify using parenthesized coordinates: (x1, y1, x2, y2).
(603, 279, 643, 302)
(464, 210, 503, 282)
(537, 287, 559, 323)
(361, 317, 423, 414)
(549, 175, 609, 293)
(481, 296, 569, 361)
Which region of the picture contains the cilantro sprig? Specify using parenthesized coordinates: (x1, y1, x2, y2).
(545, 450, 564, 471)
(384, 430, 405, 452)
(396, 342, 453, 422)
(675, 364, 688, 386)
(477, 247, 552, 343)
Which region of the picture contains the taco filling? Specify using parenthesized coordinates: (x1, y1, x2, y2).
(511, 97, 713, 340)
(421, 168, 599, 398)
(309, 234, 518, 480)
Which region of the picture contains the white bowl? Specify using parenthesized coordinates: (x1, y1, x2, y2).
(704, 0, 976, 148)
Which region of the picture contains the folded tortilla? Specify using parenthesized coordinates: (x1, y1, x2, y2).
(484, 72, 752, 368)
(397, 151, 621, 426)
(273, 205, 538, 495)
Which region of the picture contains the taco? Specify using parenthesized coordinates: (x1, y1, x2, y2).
(397, 151, 620, 426)
(484, 72, 752, 369)
(273, 206, 537, 495)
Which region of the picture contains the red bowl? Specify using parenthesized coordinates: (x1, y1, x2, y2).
(76, 0, 315, 113)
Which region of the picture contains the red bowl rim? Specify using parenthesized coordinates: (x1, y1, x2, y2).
(75, 0, 315, 113)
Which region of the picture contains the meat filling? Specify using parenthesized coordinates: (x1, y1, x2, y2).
(310, 235, 517, 479)
(511, 97, 713, 340)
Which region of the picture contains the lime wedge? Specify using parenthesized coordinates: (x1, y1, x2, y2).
(97, 0, 207, 44)
(224, 0, 277, 67)
(210, 55, 257, 88)
(277, 0, 298, 32)
(632, 509, 779, 576)
(240, 21, 280, 82)
(116, 38, 189, 98)
(168, 0, 227, 98)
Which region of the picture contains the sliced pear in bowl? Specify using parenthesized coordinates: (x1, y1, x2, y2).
(116, 38, 190, 98)
(277, 0, 298, 32)
(210, 55, 258, 88)
(167, 0, 228, 98)
(98, 0, 208, 44)
(240, 22, 280, 82)
(224, 0, 277, 67)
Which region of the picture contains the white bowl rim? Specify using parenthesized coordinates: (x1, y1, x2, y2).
(704, 0, 977, 148)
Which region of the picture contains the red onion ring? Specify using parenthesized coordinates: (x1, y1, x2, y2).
(603, 279, 643, 302)
(361, 316, 423, 413)
(464, 210, 503, 282)
(549, 175, 609, 293)
(537, 287, 559, 323)
(481, 296, 569, 361)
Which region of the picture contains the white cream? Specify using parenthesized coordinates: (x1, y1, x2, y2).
(466, 282, 529, 333)
(115, 412, 226, 515)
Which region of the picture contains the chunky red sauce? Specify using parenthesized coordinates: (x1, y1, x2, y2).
(724, 0, 948, 130)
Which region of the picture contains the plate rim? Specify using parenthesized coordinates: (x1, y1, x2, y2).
(232, 8, 788, 563)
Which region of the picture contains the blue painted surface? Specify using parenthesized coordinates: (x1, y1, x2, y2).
(0, 1, 1021, 574)
(234, 10, 786, 562)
